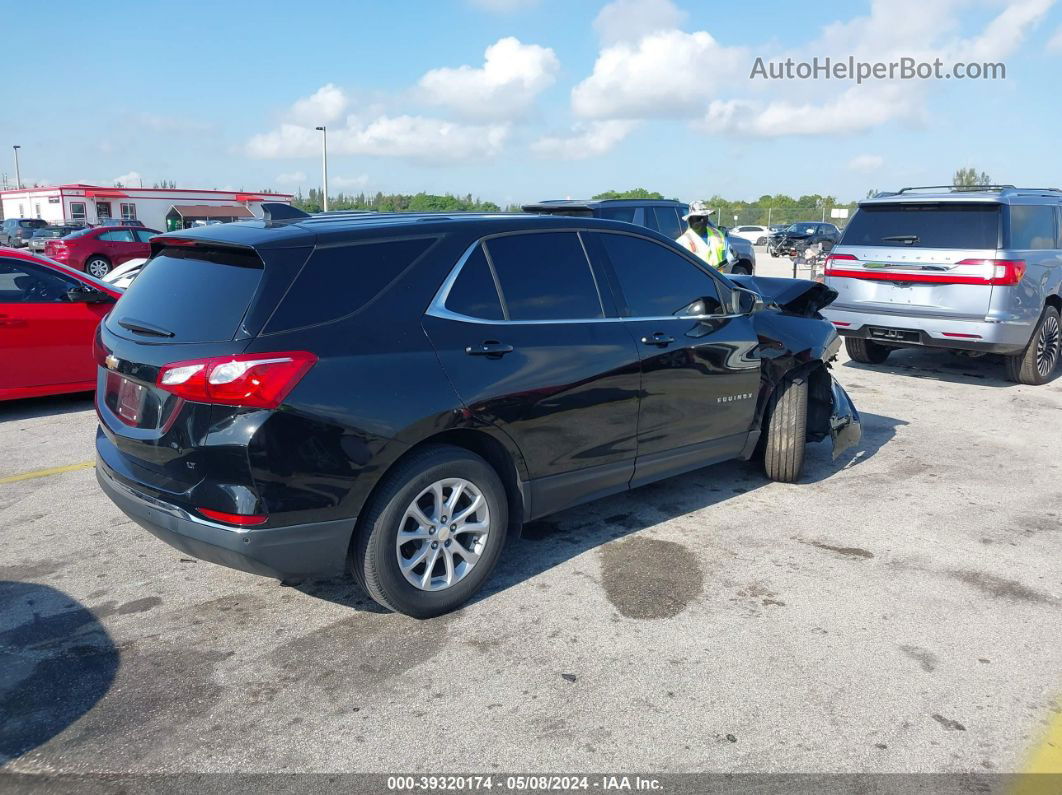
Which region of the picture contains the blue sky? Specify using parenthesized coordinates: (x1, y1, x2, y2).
(4, 0, 1060, 205)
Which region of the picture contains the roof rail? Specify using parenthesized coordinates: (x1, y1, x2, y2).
(1007, 187, 1062, 196)
(261, 202, 310, 222)
(896, 185, 1015, 194)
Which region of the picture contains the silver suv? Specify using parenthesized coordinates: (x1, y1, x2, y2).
(823, 185, 1062, 385)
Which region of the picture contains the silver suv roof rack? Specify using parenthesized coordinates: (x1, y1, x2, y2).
(895, 185, 1016, 194)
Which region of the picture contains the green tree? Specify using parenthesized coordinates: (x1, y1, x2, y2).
(953, 168, 992, 188)
(592, 188, 666, 200)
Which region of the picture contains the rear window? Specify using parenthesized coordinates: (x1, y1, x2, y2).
(1008, 205, 1058, 250)
(842, 203, 1001, 249)
(598, 207, 636, 223)
(20, 219, 47, 229)
(109, 246, 264, 342)
(265, 237, 436, 332)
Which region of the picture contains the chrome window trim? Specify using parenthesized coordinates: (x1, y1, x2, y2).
(426, 230, 742, 326)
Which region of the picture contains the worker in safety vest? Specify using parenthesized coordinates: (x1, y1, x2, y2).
(676, 200, 727, 270)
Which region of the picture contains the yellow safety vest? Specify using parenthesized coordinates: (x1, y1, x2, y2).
(676, 227, 726, 269)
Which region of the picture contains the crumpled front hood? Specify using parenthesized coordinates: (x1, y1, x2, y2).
(729, 275, 838, 317)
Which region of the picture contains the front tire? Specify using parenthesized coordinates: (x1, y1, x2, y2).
(352, 445, 508, 618)
(845, 336, 892, 364)
(85, 256, 111, 278)
(1005, 305, 1061, 385)
(762, 377, 808, 483)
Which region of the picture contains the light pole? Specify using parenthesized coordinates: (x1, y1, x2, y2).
(315, 126, 329, 212)
(12, 145, 22, 189)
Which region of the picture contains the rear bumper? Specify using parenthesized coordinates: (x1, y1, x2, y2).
(823, 306, 1033, 354)
(97, 458, 353, 580)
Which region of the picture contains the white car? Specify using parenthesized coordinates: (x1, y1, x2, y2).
(728, 225, 772, 245)
(102, 257, 147, 289)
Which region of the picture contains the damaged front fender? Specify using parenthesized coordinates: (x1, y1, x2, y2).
(829, 379, 861, 460)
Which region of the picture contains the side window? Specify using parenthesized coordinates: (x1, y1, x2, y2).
(598, 207, 636, 223)
(652, 207, 682, 239)
(0, 259, 76, 303)
(445, 244, 503, 320)
(99, 230, 135, 243)
(70, 202, 87, 223)
(485, 232, 602, 321)
(265, 237, 437, 332)
(134, 229, 157, 243)
(597, 233, 724, 317)
(1009, 205, 1057, 250)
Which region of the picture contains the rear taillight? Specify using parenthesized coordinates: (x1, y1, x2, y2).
(954, 259, 1026, 286)
(156, 351, 316, 409)
(823, 253, 857, 272)
(197, 508, 268, 526)
(825, 256, 1026, 286)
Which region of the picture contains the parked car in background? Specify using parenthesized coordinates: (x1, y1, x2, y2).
(729, 225, 772, 245)
(824, 185, 1062, 385)
(0, 247, 121, 401)
(102, 258, 148, 289)
(94, 206, 857, 618)
(768, 222, 841, 256)
(28, 224, 86, 253)
(523, 199, 756, 274)
(1, 218, 49, 248)
(45, 226, 159, 277)
(97, 217, 146, 227)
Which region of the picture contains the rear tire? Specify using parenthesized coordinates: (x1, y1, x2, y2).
(352, 444, 508, 618)
(85, 256, 111, 278)
(1005, 306, 1061, 385)
(731, 261, 752, 276)
(762, 377, 808, 483)
(845, 336, 891, 364)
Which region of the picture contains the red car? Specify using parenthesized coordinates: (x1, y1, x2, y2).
(45, 225, 159, 278)
(0, 247, 122, 401)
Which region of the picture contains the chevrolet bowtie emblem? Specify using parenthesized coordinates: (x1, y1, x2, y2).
(105, 354, 119, 370)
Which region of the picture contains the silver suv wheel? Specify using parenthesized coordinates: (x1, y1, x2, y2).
(395, 477, 490, 592)
(1036, 312, 1060, 377)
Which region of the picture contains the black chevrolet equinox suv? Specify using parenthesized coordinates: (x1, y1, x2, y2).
(95, 206, 860, 617)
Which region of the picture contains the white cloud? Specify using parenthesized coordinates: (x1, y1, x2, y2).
(848, 154, 885, 172)
(1049, 25, 1062, 51)
(572, 29, 747, 119)
(531, 120, 638, 159)
(332, 174, 370, 189)
(702, 84, 921, 138)
(593, 0, 687, 45)
(289, 83, 348, 126)
(276, 170, 307, 184)
(248, 115, 509, 163)
(417, 37, 559, 120)
(113, 170, 143, 187)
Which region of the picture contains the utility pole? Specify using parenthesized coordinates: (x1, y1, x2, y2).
(315, 126, 329, 211)
(12, 145, 22, 189)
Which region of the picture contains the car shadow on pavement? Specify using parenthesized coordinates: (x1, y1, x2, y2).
(0, 581, 119, 764)
(300, 411, 904, 615)
(841, 348, 1054, 387)
(0, 393, 95, 423)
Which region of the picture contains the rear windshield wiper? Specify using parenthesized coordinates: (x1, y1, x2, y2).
(118, 317, 175, 337)
(880, 234, 920, 244)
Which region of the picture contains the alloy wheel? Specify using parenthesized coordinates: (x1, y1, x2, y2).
(87, 259, 109, 278)
(1036, 313, 1061, 377)
(395, 478, 490, 592)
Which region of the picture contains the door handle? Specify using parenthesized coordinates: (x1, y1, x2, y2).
(465, 341, 514, 358)
(641, 333, 675, 347)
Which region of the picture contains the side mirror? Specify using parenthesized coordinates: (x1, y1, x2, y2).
(731, 287, 765, 315)
(66, 286, 112, 304)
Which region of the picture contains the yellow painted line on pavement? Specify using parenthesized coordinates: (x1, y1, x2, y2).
(1025, 705, 1062, 774)
(0, 460, 95, 484)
